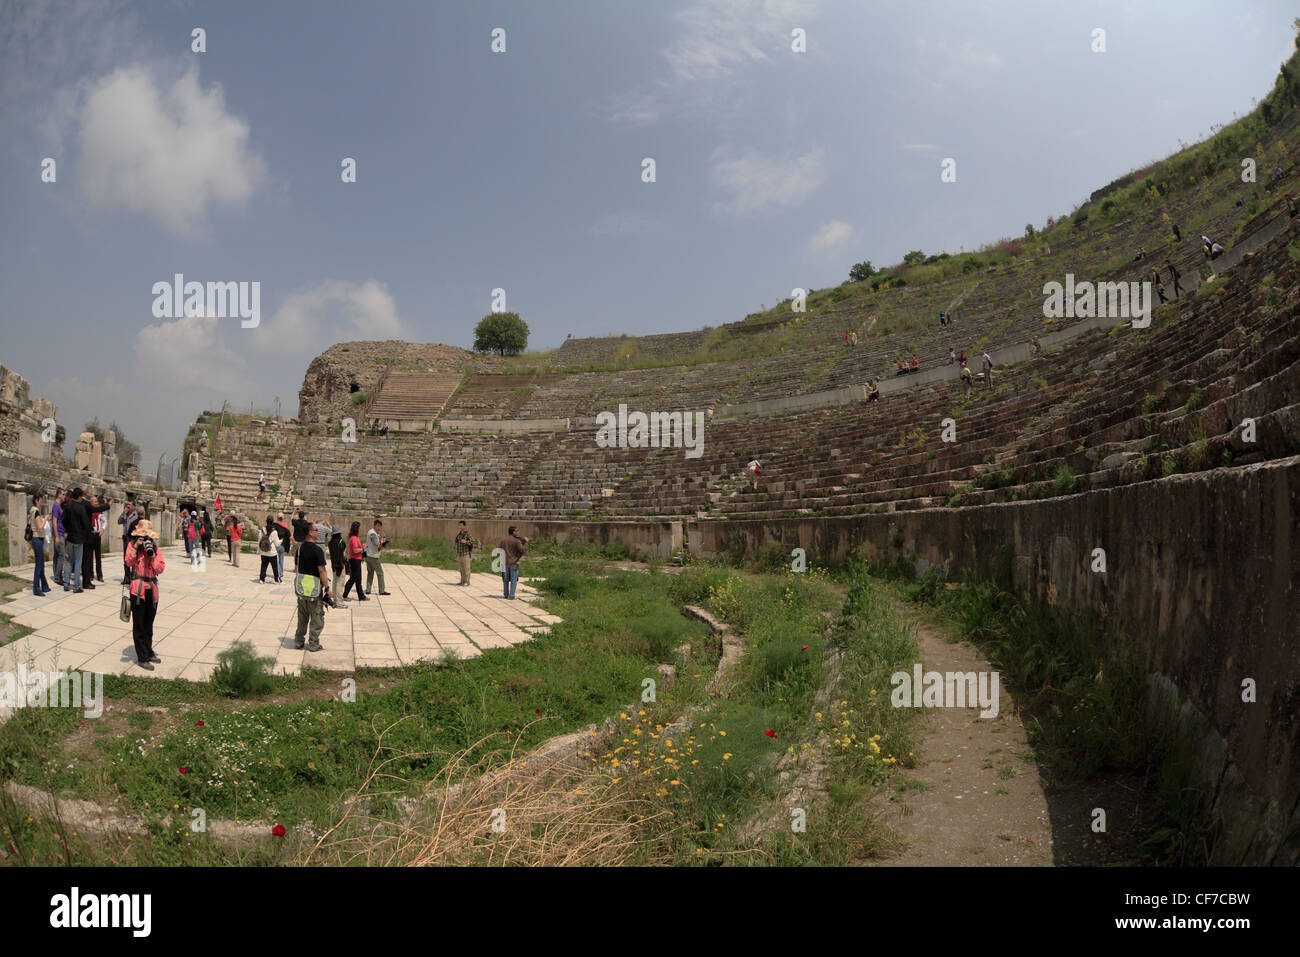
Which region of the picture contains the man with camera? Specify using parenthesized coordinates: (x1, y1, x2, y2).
(293, 522, 333, 652)
(364, 518, 391, 596)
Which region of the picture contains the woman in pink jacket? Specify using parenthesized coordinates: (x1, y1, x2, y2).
(125, 519, 166, 670)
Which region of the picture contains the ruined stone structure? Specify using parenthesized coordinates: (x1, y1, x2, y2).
(1, 364, 176, 563)
(296, 341, 492, 428)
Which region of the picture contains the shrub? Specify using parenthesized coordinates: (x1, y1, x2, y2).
(210, 641, 275, 697)
(537, 568, 586, 599)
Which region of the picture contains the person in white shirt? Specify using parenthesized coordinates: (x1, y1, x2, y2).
(981, 351, 994, 388)
(364, 519, 390, 596)
(746, 458, 762, 491)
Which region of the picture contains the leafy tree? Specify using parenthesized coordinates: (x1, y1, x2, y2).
(473, 312, 529, 356)
(848, 260, 876, 282)
(1024, 223, 1035, 238)
(902, 250, 926, 265)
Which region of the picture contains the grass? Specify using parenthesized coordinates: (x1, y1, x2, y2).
(0, 555, 716, 860)
(1, 540, 937, 865)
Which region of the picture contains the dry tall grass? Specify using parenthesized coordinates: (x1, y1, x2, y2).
(301, 718, 681, 866)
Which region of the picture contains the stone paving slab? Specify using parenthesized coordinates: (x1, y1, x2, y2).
(2, 547, 559, 682)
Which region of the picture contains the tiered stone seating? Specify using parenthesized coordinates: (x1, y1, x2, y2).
(441, 373, 565, 419)
(209, 419, 299, 515)
(580, 219, 1300, 521)
(291, 430, 553, 516)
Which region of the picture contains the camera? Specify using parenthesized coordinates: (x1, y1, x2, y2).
(142, 540, 156, 557)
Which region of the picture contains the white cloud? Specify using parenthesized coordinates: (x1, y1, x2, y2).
(76, 63, 266, 236)
(134, 311, 258, 395)
(254, 280, 409, 354)
(606, 0, 822, 126)
(712, 146, 825, 215)
(808, 219, 853, 250)
(913, 36, 1003, 91)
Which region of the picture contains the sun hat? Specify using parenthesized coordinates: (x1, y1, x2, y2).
(131, 519, 159, 539)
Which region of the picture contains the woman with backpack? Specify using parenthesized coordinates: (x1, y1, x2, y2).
(258, 517, 280, 583)
(28, 492, 50, 596)
(201, 508, 213, 557)
(342, 520, 368, 601)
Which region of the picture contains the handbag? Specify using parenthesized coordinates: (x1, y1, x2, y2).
(119, 580, 132, 622)
(294, 572, 321, 601)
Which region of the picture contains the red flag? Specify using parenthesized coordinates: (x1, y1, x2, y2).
(214, 494, 223, 511)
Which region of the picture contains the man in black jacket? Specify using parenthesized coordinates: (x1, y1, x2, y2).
(62, 487, 110, 593)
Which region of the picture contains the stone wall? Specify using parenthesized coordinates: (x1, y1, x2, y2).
(686, 456, 1300, 865)
(290, 515, 681, 561)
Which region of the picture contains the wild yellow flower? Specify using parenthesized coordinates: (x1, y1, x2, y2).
(723, 753, 732, 760)
(719, 730, 727, 736)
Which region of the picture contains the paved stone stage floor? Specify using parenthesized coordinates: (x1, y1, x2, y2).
(1, 546, 561, 680)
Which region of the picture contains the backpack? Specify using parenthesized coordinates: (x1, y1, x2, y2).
(258, 529, 271, 551)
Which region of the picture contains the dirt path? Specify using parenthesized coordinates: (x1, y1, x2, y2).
(869, 605, 1054, 866)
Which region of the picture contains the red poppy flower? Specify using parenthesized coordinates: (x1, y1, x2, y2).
(179, 767, 188, 774)
(801, 645, 808, 651)
(272, 824, 286, 837)
(196, 720, 205, 726)
(764, 729, 777, 738)
(535, 709, 541, 714)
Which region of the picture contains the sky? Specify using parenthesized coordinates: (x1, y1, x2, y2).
(0, 0, 1295, 472)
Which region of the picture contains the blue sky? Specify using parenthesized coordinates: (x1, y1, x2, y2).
(0, 0, 1294, 471)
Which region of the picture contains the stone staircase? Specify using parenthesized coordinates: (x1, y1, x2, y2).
(367, 371, 463, 424)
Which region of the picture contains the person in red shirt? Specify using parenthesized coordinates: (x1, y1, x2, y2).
(228, 514, 242, 567)
(342, 521, 368, 601)
(125, 519, 166, 670)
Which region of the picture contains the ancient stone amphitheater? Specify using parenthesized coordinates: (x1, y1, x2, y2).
(166, 94, 1300, 864)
